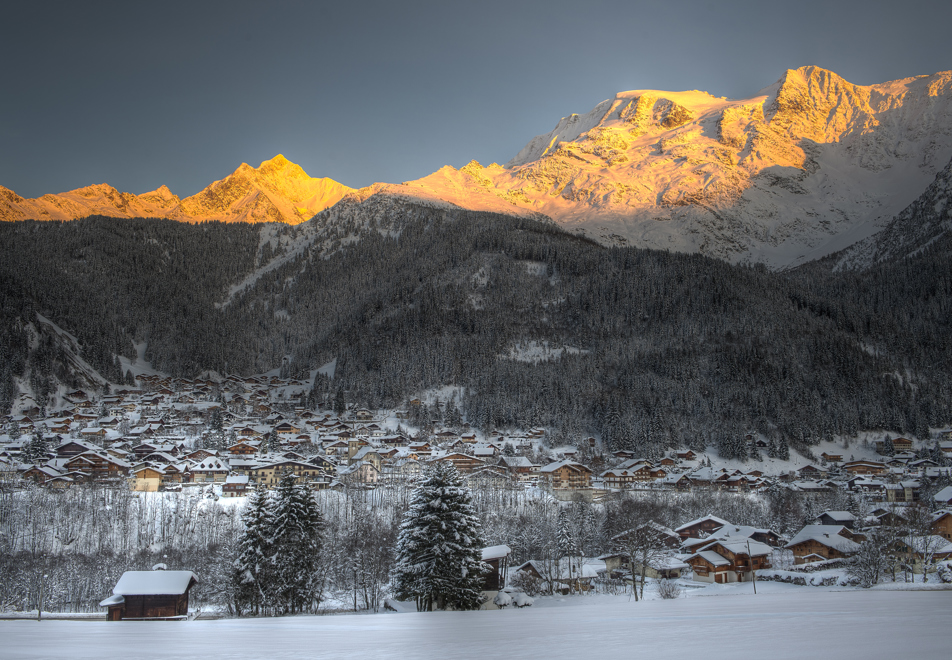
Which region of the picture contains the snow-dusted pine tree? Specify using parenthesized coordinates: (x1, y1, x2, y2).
(391, 462, 488, 611)
(233, 489, 275, 616)
(270, 473, 326, 614)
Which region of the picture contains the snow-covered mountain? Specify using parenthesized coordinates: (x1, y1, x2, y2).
(0, 155, 353, 225)
(392, 66, 952, 268)
(4, 67, 952, 267)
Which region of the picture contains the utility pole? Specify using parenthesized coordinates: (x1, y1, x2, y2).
(747, 539, 757, 594)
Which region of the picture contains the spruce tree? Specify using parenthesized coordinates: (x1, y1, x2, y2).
(270, 473, 326, 614)
(391, 462, 488, 611)
(233, 489, 275, 616)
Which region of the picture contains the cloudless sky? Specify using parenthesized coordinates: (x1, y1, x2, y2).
(2, 0, 950, 198)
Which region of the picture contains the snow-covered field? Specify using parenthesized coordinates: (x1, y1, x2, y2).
(2, 589, 948, 659)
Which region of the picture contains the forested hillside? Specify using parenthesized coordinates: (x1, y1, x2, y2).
(1, 200, 950, 457)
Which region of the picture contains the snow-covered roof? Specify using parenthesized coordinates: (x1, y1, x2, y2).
(694, 550, 730, 566)
(481, 545, 512, 561)
(674, 514, 730, 533)
(98, 594, 125, 607)
(785, 526, 861, 553)
(934, 486, 952, 503)
(112, 570, 197, 596)
(819, 510, 856, 522)
(702, 538, 774, 557)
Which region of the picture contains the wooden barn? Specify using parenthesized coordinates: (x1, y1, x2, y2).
(100, 570, 198, 621)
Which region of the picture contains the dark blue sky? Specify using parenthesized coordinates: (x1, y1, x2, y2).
(2, 0, 950, 198)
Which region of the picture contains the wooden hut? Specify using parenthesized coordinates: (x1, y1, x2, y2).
(100, 570, 197, 620)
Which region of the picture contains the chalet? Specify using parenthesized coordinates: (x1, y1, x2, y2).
(273, 422, 300, 436)
(251, 460, 329, 488)
(601, 462, 655, 488)
(815, 510, 856, 529)
(886, 480, 921, 503)
(612, 522, 682, 551)
(820, 452, 844, 463)
(100, 570, 198, 621)
(434, 453, 487, 474)
(384, 458, 421, 481)
(785, 525, 862, 564)
(686, 539, 773, 583)
(130, 466, 163, 492)
(891, 535, 952, 574)
(877, 436, 914, 454)
(933, 486, 952, 507)
(222, 474, 250, 497)
(497, 455, 538, 481)
(843, 459, 888, 476)
(513, 558, 598, 594)
(464, 465, 512, 489)
(796, 464, 826, 479)
(323, 439, 350, 456)
(480, 545, 512, 609)
(538, 460, 593, 490)
(55, 439, 101, 458)
(674, 514, 730, 540)
(681, 524, 784, 552)
(64, 451, 131, 480)
(338, 461, 380, 484)
(190, 457, 230, 483)
(227, 441, 260, 456)
(931, 510, 952, 541)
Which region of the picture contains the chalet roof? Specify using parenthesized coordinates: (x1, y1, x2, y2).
(682, 525, 776, 550)
(819, 510, 856, 522)
(701, 538, 774, 557)
(785, 525, 861, 553)
(481, 545, 512, 561)
(934, 486, 952, 503)
(694, 550, 730, 567)
(112, 570, 198, 596)
(539, 460, 592, 474)
(499, 455, 536, 468)
(674, 515, 730, 533)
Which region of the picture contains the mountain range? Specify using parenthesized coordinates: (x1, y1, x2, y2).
(3, 66, 952, 269)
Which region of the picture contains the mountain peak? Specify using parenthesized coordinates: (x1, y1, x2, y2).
(259, 154, 290, 169)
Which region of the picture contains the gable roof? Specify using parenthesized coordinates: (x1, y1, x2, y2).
(785, 525, 861, 553)
(112, 570, 198, 596)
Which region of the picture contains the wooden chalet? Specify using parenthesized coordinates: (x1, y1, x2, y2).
(435, 452, 487, 474)
(100, 570, 197, 621)
(686, 539, 772, 583)
(674, 514, 730, 540)
(785, 525, 862, 564)
(931, 510, 952, 542)
(539, 460, 593, 489)
(843, 459, 888, 476)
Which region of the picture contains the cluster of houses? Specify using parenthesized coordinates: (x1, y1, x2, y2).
(2, 375, 951, 508)
(0, 375, 563, 492)
(511, 507, 952, 594)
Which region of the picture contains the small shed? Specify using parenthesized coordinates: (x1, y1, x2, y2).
(481, 545, 512, 591)
(100, 570, 198, 621)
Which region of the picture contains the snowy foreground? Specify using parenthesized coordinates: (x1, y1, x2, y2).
(2, 589, 950, 660)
